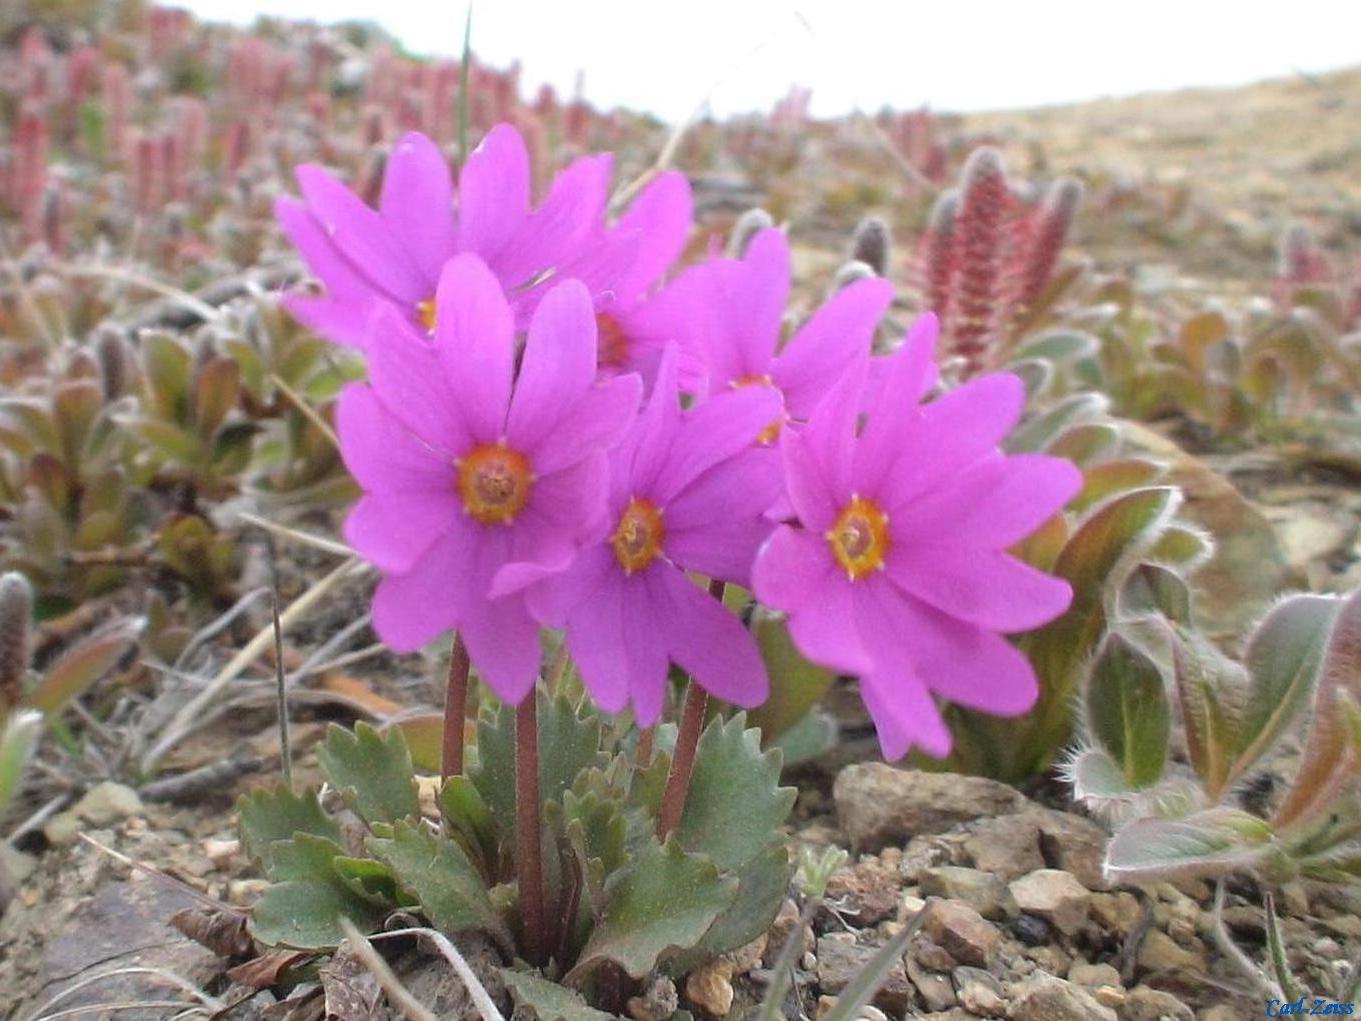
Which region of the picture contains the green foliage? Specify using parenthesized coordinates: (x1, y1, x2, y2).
(316, 721, 419, 826)
(1082, 633, 1170, 791)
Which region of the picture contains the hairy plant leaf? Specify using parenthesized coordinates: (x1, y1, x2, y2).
(1071, 458, 1163, 514)
(238, 784, 342, 875)
(1014, 329, 1098, 365)
(1104, 807, 1277, 884)
(1046, 422, 1120, 468)
(194, 357, 241, 438)
(1274, 590, 1361, 832)
(502, 969, 614, 1021)
(1005, 392, 1110, 454)
(368, 819, 508, 946)
(1168, 623, 1244, 799)
(1084, 632, 1170, 789)
(1148, 525, 1213, 570)
(316, 721, 419, 826)
(26, 617, 140, 717)
(766, 708, 838, 768)
(1120, 562, 1191, 624)
(0, 710, 42, 819)
(674, 713, 795, 873)
(1236, 593, 1340, 786)
(564, 838, 738, 984)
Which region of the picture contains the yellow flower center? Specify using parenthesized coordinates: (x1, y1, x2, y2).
(826, 495, 890, 580)
(729, 373, 786, 444)
(456, 442, 533, 525)
(597, 313, 630, 370)
(611, 497, 665, 574)
(417, 297, 438, 333)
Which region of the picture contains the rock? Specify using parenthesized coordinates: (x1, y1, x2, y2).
(43, 782, 144, 845)
(1089, 891, 1145, 937)
(1013, 914, 1051, 946)
(826, 856, 902, 924)
(907, 957, 957, 1012)
(920, 866, 1017, 920)
(954, 967, 1006, 1017)
(684, 960, 734, 1017)
(627, 976, 679, 1021)
(964, 814, 1045, 881)
(815, 936, 914, 1014)
(766, 898, 814, 965)
(1008, 974, 1117, 1021)
(1121, 985, 1194, 1021)
(911, 935, 958, 971)
(923, 899, 1001, 968)
(1136, 929, 1206, 975)
(834, 764, 1026, 851)
(1067, 960, 1122, 990)
(1031, 808, 1109, 891)
(1009, 869, 1091, 936)
(1198, 1007, 1241, 1021)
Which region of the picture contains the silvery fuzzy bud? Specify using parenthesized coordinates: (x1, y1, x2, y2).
(94, 324, 134, 400)
(850, 216, 891, 277)
(0, 572, 33, 712)
(727, 208, 774, 258)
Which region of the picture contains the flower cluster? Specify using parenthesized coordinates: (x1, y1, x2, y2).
(280, 124, 1080, 760)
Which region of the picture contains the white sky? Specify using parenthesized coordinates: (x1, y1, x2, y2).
(180, 0, 1361, 122)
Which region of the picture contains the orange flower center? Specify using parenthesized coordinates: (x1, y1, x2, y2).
(417, 297, 438, 333)
(729, 373, 786, 444)
(826, 495, 890, 580)
(611, 497, 665, 574)
(456, 442, 533, 525)
(597, 313, 630, 370)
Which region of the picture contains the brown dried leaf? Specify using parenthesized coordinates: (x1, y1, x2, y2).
(170, 905, 253, 957)
(227, 949, 314, 988)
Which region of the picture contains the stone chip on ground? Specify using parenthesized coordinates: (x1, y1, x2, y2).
(834, 763, 1026, 851)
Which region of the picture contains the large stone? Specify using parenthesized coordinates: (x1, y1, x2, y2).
(1121, 985, 1194, 1021)
(1135, 929, 1206, 976)
(1031, 807, 1109, 891)
(834, 764, 1026, 852)
(815, 935, 914, 1014)
(920, 866, 1017, 920)
(1008, 974, 1116, 1021)
(963, 813, 1045, 881)
(1009, 869, 1091, 936)
(922, 899, 1001, 968)
(825, 856, 902, 925)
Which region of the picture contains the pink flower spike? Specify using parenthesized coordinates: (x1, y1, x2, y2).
(277, 124, 694, 349)
(752, 332, 1082, 762)
(519, 345, 782, 725)
(339, 255, 641, 704)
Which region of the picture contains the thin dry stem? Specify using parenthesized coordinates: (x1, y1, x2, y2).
(338, 918, 438, 1021)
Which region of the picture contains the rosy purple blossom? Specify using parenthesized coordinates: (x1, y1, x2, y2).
(277, 124, 691, 351)
(336, 253, 640, 703)
(663, 226, 894, 430)
(752, 314, 1082, 761)
(500, 346, 780, 725)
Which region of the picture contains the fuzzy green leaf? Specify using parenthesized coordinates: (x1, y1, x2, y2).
(1014, 329, 1099, 364)
(1148, 525, 1213, 569)
(1104, 807, 1278, 884)
(1069, 746, 1135, 803)
(26, 617, 140, 717)
(194, 357, 240, 438)
(0, 710, 42, 819)
(674, 713, 796, 873)
(368, 819, 508, 945)
(1120, 562, 1192, 624)
(1168, 623, 1244, 799)
(1004, 392, 1109, 454)
(502, 969, 614, 1021)
(1085, 633, 1170, 789)
(1071, 458, 1163, 514)
(1236, 594, 1340, 783)
(565, 838, 739, 984)
(238, 784, 342, 876)
(316, 721, 419, 826)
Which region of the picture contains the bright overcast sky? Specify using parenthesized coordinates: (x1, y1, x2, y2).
(181, 0, 1361, 121)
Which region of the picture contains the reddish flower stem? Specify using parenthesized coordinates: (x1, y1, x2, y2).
(635, 726, 655, 769)
(657, 579, 725, 839)
(441, 635, 470, 781)
(516, 693, 548, 966)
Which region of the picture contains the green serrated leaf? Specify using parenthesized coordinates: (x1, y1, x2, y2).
(563, 788, 628, 880)
(1085, 633, 1170, 789)
(368, 819, 508, 946)
(565, 837, 738, 984)
(439, 775, 498, 877)
(1104, 807, 1278, 884)
(501, 969, 614, 1021)
(238, 785, 342, 875)
(251, 876, 386, 950)
(317, 721, 419, 826)
(674, 714, 796, 873)
(667, 841, 792, 976)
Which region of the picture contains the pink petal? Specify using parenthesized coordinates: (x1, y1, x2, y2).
(506, 278, 599, 454)
(459, 593, 543, 705)
(335, 384, 451, 493)
(519, 544, 615, 627)
(785, 574, 873, 675)
(780, 360, 864, 531)
(281, 292, 373, 350)
(565, 571, 668, 722)
(663, 449, 780, 582)
(370, 512, 490, 652)
(276, 197, 380, 347)
(854, 314, 940, 483)
(891, 453, 1082, 548)
(379, 132, 457, 283)
(366, 304, 470, 456)
(431, 254, 515, 443)
(885, 544, 1073, 632)
(654, 566, 769, 709)
(653, 386, 781, 504)
(611, 170, 692, 300)
(618, 343, 683, 501)
(456, 123, 530, 264)
(719, 227, 790, 378)
(773, 277, 892, 419)
(505, 454, 612, 578)
(344, 488, 458, 574)
(859, 669, 952, 761)
(863, 580, 1039, 717)
(497, 153, 611, 286)
(528, 374, 641, 476)
(752, 526, 838, 615)
(296, 164, 426, 302)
